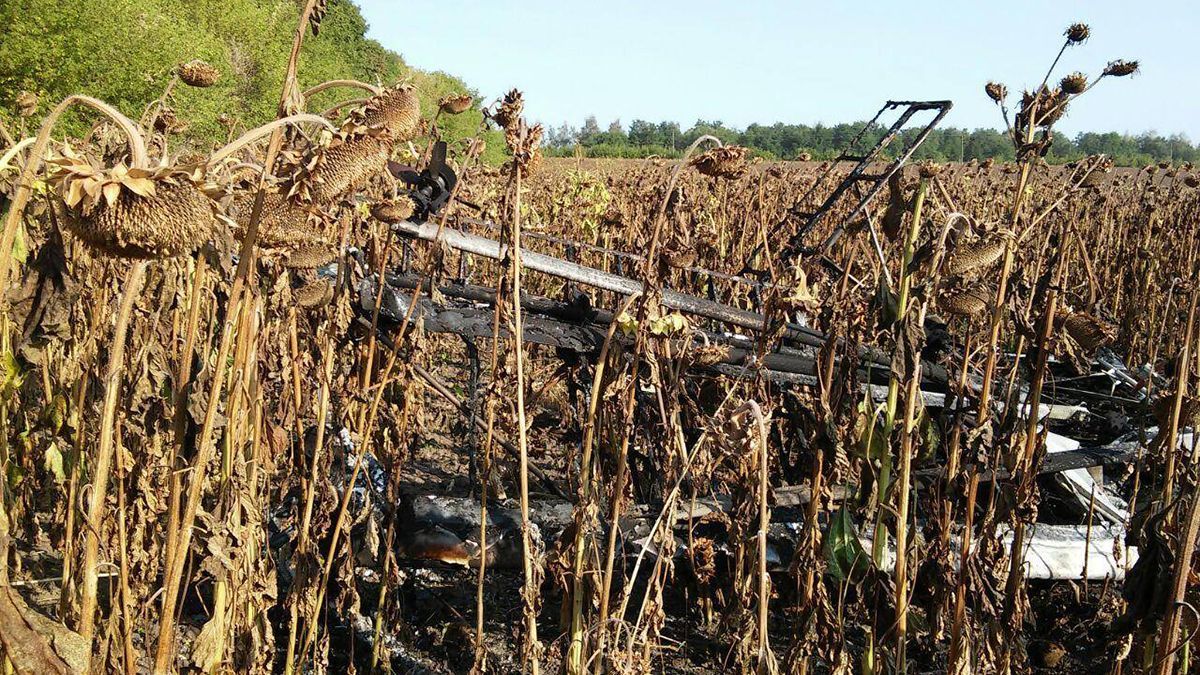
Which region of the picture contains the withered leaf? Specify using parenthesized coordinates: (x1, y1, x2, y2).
(101, 182, 121, 208)
(122, 176, 156, 197)
(0, 586, 89, 675)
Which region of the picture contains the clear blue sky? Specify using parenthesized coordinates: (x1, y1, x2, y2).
(357, 0, 1198, 140)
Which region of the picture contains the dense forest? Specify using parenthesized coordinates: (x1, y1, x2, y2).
(546, 116, 1200, 166)
(0, 0, 504, 161)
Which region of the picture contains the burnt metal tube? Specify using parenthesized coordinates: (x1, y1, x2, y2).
(390, 220, 901, 367)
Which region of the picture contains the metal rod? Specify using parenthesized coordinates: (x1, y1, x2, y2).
(391, 219, 833, 350)
(388, 223, 953, 385)
(453, 215, 774, 290)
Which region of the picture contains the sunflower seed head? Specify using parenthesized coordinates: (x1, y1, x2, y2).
(985, 81, 1008, 104)
(919, 161, 943, 178)
(438, 93, 473, 115)
(939, 287, 992, 317)
(1102, 60, 1140, 78)
(1062, 311, 1116, 351)
(15, 91, 37, 117)
(690, 146, 749, 180)
(1060, 72, 1088, 95)
(1065, 23, 1091, 44)
(946, 234, 1009, 277)
(295, 280, 334, 308)
(178, 60, 220, 88)
(370, 198, 415, 224)
(491, 89, 525, 130)
(349, 84, 420, 141)
(59, 170, 217, 259)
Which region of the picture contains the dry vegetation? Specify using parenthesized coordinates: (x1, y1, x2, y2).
(0, 7, 1199, 675)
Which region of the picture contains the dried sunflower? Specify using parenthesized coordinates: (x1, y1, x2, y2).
(282, 243, 339, 269)
(47, 147, 219, 258)
(227, 189, 328, 254)
(296, 279, 334, 308)
(16, 91, 37, 117)
(178, 60, 220, 88)
(347, 84, 420, 141)
(1059, 72, 1088, 95)
(690, 145, 749, 180)
(938, 284, 993, 318)
(439, 93, 473, 115)
(1064, 23, 1090, 44)
(985, 82, 1007, 104)
(1102, 60, 1140, 78)
(491, 89, 525, 130)
(370, 198, 416, 224)
(945, 229, 1012, 277)
(153, 106, 189, 134)
(285, 129, 391, 204)
(1016, 86, 1068, 130)
(504, 122, 544, 175)
(1060, 310, 1116, 352)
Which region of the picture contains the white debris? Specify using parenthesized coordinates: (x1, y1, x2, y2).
(861, 523, 1136, 581)
(1003, 523, 1134, 581)
(1045, 431, 1129, 524)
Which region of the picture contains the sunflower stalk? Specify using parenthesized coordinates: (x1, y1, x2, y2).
(153, 2, 322, 671)
(78, 260, 148, 642)
(872, 179, 928, 568)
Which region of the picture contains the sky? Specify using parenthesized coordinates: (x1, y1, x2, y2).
(356, 0, 1198, 141)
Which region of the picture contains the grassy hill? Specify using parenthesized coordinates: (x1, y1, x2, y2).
(0, 0, 497, 158)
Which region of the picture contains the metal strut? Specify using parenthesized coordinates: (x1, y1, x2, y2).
(743, 99, 953, 277)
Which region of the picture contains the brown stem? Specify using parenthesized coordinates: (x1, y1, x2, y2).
(565, 295, 640, 674)
(164, 254, 208, 584)
(153, 4, 322, 671)
(114, 420, 137, 675)
(509, 157, 542, 674)
(78, 260, 148, 641)
(301, 79, 381, 99)
(205, 113, 335, 168)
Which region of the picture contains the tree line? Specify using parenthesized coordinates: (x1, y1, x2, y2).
(545, 116, 1200, 167)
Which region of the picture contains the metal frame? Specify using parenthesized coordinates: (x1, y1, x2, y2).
(743, 99, 953, 276)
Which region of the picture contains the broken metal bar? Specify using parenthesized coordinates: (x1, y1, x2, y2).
(453, 215, 770, 291)
(740, 100, 952, 275)
(360, 292, 823, 378)
(806, 100, 954, 257)
(391, 219, 827, 347)
(914, 440, 1140, 482)
(365, 276, 956, 390)
(386, 225, 953, 385)
(401, 495, 1135, 581)
(403, 439, 1137, 532)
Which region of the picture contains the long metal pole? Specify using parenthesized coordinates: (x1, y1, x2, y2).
(395, 220, 836, 352)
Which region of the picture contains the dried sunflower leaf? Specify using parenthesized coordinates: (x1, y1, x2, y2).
(0, 586, 88, 674)
(190, 610, 226, 672)
(122, 177, 156, 197)
(101, 182, 121, 208)
(63, 180, 85, 209)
